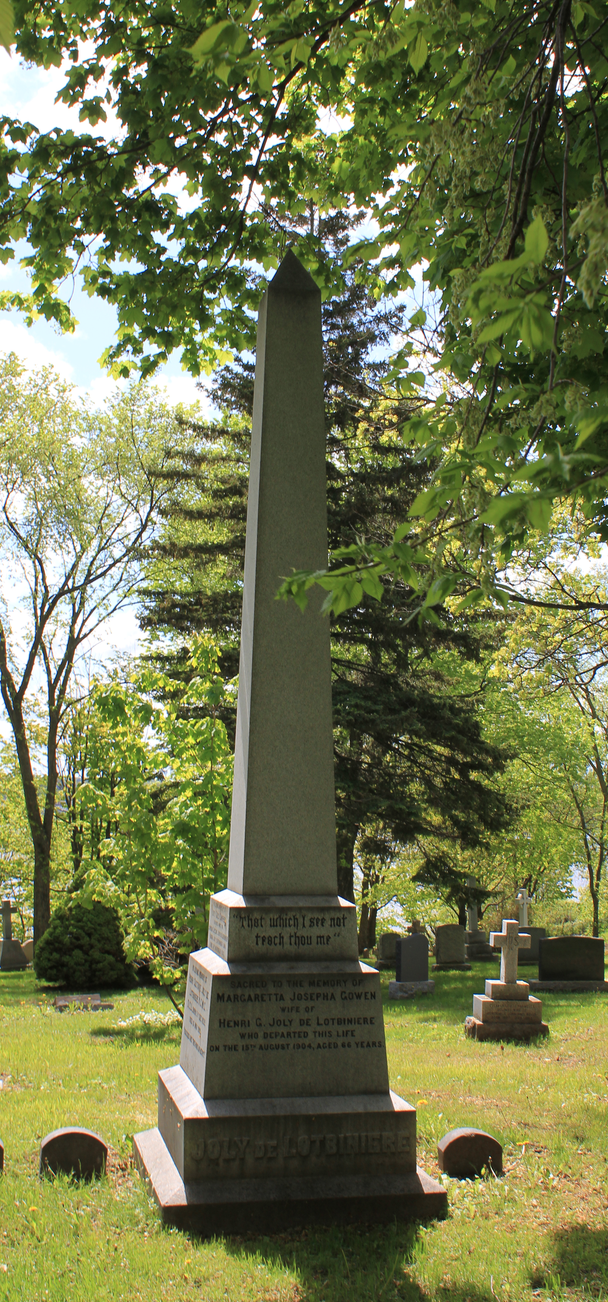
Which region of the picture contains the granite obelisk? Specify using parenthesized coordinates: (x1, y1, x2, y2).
(134, 252, 446, 1232)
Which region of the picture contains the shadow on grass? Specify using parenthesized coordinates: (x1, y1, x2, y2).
(538, 1224, 608, 1294)
(221, 1221, 495, 1302)
(89, 1022, 182, 1046)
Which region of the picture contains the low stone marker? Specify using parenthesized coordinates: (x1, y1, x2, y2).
(40, 1128, 107, 1180)
(433, 924, 471, 971)
(466, 918, 549, 1041)
(390, 935, 435, 999)
(437, 1128, 503, 1178)
(0, 1137, 3, 1172)
(376, 932, 402, 970)
(54, 994, 114, 1011)
(0, 899, 27, 971)
(531, 935, 608, 991)
(21, 939, 33, 964)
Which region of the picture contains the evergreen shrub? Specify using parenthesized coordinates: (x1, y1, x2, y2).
(34, 901, 132, 989)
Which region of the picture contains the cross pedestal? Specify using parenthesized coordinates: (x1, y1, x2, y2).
(133, 253, 446, 1234)
(0, 899, 28, 971)
(465, 919, 548, 1041)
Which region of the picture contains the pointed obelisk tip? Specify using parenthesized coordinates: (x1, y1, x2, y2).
(269, 248, 319, 294)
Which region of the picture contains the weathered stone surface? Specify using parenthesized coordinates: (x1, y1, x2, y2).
(472, 994, 542, 1024)
(133, 1127, 447, 1234)
(376, 932, 402, 969)
(517, 926, 547, 965)
(40, 1128, 107, 1180)
(437, 1127, 503, 1178)
(21, 939, 33, 963)
(433, 925, 470, 969)
(465, 930, 494, 956)
(180, 950, 389, 1100)
(485, 979, 530, 1001)
(227, 252, 336, 899)
(465, 1016, 549, 1041)
(0, 939, 28, 971)
(158, 1067, 415, 1183)
(208, 890, 358, 963)
(388, 980, 435, 1000)
(396, 935, 429, 983)
(135, 253, 443, 1234)
(538, 935, 605, 982)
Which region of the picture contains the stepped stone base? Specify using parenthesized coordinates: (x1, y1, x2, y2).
(529, 980, 608, 993)
(134, 1128, 447, 1234)
(134, 1066, 447, 1233)
(388, 980, 435, 999)
(465, 1016, 549, 1041)
(0, 939, 28, 971)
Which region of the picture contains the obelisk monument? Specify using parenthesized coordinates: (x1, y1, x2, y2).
(134, 252, 446, 1232)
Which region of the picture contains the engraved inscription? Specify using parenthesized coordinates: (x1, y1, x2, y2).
(189, 1131, 411, 1164)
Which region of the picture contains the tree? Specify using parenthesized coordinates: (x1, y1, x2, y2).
(2, 0, 608, 597)
(73, 637, 233, 996)
(493, 567, 608, 936)
(0, 355, 187, 944)
(139, 222, 513, 926)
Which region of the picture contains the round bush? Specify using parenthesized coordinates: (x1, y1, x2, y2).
(34, 901, 131, 989)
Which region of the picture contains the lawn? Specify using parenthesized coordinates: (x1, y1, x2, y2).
(0, 965, 607, 1302)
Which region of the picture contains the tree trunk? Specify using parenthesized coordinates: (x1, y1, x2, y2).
(33, 842, 52, 946)
(358, 899, 371, 953)
(336, 824, 357, 902)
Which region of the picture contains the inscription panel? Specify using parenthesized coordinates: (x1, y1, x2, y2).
(180, 954, 389, 1099)
(183, 1119, 414, 1181)
(208, 891, 358, 962)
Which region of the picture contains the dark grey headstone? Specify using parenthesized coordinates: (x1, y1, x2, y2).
(437, 1128, 502, 1178)
(0, 1138, 3, 1172)
(0, 939, 28, 971)
(539, 935, 605, 982)
(396, 935, 429, 982)
(40, 1128, 107, 1180)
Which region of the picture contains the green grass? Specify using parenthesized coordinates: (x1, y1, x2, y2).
(1, 966, 607, 1302)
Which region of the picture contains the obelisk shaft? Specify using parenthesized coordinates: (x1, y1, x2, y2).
(227, 252, 337, 897)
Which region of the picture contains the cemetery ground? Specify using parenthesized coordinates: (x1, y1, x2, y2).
(0, 968, 606, 1302)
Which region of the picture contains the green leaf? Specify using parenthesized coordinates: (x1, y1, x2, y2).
(524, 215, 549, 264)
(453, 588, 485, 612)
(189, 20, 235, 60)
(525, 495, 553, 530)
(360, 569, 384, 600)
(409, 32, 428, 74)
(393, 521, 412, 543)
(0, 0, 14, 52)
(256, 62, 274, 93)
(477, 307, 523, 341)
(422, 575, 457, 608)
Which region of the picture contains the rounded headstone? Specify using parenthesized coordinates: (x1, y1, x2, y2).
(437, 1127, 502, 1178)
(0, 1137, 4, 1172)
(40, 1128, 107, 1180)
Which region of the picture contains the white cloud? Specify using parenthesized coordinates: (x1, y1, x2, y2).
(0, 320, 75, 379)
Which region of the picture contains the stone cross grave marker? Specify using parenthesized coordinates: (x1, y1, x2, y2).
(516, 888, 530, 927)
(133, 252, 446, 1235)
(0, 899, 27, 971)
(490, 919, 531, 985)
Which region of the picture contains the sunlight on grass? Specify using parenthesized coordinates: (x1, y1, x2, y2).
(1, 967, 607, 1301)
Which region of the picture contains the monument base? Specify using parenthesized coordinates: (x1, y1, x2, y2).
(0, 939, 28, 971)
(388, 980, 435, 999)
(465, 1015, 549, 1041)
(529, 979, 608, 993)
(134, 1128, 447, 1233)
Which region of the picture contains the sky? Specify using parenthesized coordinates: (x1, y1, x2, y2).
(0, 47, 209, 408)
